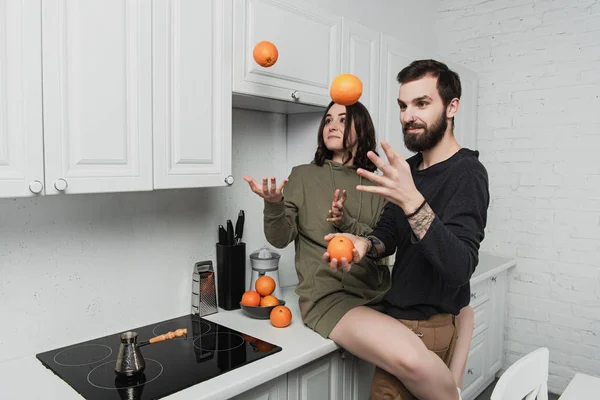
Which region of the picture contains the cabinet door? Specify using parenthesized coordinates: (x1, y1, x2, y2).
(288, 354, 340, 400)
(153, 0, 232, 189)
(461, 331, 487, 400)
(233, 0, 341, 107)
(41, 0, 153, 195)
(0, 0, 45, 198)
(378, 34, 428, 161)
(341, 18, 380, 126)
(232, 374, 287, 400)
(487, 272, 508, 376)
(352, 356, 376, 400)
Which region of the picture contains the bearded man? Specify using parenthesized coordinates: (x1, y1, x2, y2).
(324, 59, 490, 400)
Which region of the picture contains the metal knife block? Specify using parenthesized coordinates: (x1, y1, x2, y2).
(192, 261, 218, 317)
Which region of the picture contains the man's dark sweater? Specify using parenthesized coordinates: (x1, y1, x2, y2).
(370, 148, 490, 320)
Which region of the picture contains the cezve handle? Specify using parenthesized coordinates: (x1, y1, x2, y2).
(137, 328, 188, 347)
(148, 328, 188, 344)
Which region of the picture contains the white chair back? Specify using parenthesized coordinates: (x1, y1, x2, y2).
(491, 347, 549, 400)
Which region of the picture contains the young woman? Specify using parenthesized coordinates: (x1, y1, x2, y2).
(244, 101, 390, 336)
(244, 101, 469, 400)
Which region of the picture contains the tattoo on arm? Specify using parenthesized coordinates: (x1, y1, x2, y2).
(366, 236, 386, 258)
(408, 202, 435, 240)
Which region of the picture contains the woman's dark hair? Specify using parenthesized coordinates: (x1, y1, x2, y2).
(397, 59, 462, 127)
(313, 101, 378, 172)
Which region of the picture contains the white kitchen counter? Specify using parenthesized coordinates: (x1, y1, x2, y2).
(470, 252, 517, 285)
(0, 251, 515, 400)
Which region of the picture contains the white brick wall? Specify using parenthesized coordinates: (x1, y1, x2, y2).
(436, 0, 600, 394)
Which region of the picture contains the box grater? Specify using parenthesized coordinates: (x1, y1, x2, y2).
(191, 261, 218, 317)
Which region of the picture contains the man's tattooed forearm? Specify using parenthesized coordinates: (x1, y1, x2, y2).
(366, 235, 386, 258)
(408, 202, 435, 240)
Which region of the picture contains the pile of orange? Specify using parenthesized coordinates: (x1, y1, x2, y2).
(240, 276, 292, 328)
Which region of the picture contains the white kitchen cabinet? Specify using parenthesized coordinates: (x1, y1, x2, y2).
(233, 0, 341, 107)
(287, 353, 341, 400)
(462, 270, 510, 400)
(340, 18, 380, 125)
(41, 0, 153, 195)
(377, 34, 429, 161)
(232, 374, 288, 400)
(152, 0, 233, 189)
(0, 0, 45, 198)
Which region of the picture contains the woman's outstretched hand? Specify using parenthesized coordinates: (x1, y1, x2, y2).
(243, 176, 288, 203)
(322, 233, 369, 273)
(327, 189, 347, 223)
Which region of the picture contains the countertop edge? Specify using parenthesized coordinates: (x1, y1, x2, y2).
(471, 257, 517, 285)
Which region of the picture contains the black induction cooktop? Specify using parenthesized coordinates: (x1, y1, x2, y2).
(36, 314, 282, 399)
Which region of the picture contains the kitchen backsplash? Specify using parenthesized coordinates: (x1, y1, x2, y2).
(0, 108, 320, 363)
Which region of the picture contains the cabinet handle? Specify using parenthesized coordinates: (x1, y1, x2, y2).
(224, 175, 234, 186)
(54, 178, 68, 191)
(29, 180, 44, 194)
(291, 91, 300, 100)
(471, 293, 477, 299)
(467, 368, 474, 375)
(491, 276, 497, 282)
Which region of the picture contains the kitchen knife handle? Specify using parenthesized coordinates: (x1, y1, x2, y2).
(219, 225, 227, 245)
(226, 219, 235, 245)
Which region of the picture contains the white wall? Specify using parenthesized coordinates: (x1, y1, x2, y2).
(279, 0, 437, 53)
(0, 108, 295, 363)
(436, 0, 600, 394)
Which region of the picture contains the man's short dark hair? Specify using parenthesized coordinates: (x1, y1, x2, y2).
(397, 59, 462, 109)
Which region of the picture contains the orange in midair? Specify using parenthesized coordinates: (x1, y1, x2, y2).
(253, 41, 279, 67)
(240, 290, 261, 307)
(255, 275, 276, 297)
(330, 73, 363, 106)
(327, 236, 355, 262)
(260, 295, 279, 307)
(270, 305, 292, 328)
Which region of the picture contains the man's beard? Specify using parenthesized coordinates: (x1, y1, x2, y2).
(402, 112, 448, 153)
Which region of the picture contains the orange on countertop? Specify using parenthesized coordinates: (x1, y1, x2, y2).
(270, 305, 292, 328)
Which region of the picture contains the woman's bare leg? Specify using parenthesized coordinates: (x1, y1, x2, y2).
(449, 305, 474, 389)
(329, 306, 458, 400)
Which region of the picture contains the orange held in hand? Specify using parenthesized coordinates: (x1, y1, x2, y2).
(327, 236, 355, 262)
(270, 305, 292, 328)
(330, 73, 363, 106)
(241, 290, 261, 307)
(260, 295, 279, 307)
(253, 41, 279, 67)
(255, 275, 276, 297)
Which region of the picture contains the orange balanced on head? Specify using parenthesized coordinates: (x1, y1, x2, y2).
(255, 275, 276, 297)
(270, 305, 292, 328)
(240, 290, 261, 307)
(253, 41, 279, 67)
(330, 73, 363, 106)
(327, 236, 355, 262)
